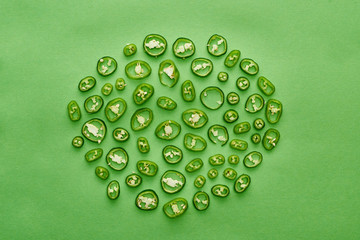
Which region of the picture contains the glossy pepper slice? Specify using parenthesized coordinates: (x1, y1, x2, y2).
(209, 154, 225, 166)
(211, 184, 230, 197)
(217, 72, 228, 82)
(136, 189, 158, 210)
(113, 128, 130, 142)
(182, 109, 208, 129)
(104, 98, 127, 122)
(82, 118, 106, 144)
(72, 136, 84, 148)
(107, 180, 120, 200)
(200, 86, 224, 110)
(234, 121, 251, 134)
(263, 128, 280, 150)
(184, 133, 207, 152)
(172, 37, 195, 59)
(223, 168, 238, 180)
(193, 191, 210, 211)
(223, 110, 238, 123)
(181, 80, 195, 102)
(244, 151, 263, 168)
(157, 96, 177, 110)
(230, 139, 248, 151)
(194, 175, 206, 188)
(207, 34, 227, 56)
(78, 76, 96, 92)
(84, 95, 103, 114)
(155, 120, 181, 140)
(85, 148, 103, 162)
(161, 170, 186, 194)
(126, 174, 142, 188)
(101, 83, 113, 96)
(185, 158, 203, 173)
(123, 43, 137, 56)
(224, 50, 240, 68)
(258, 76, 275, 96)
(143, 34, 167, 57)
(106, 148, 129, 171)
(251, 133, 261, 144)
(227, 92, 240, 105)
(125, 60, 152, 80)
(191, 58, 213, 77)
(95, 166, 109, 180)
(97, 56, 117, 76)
(236, 77, 250, 91)
(208, 125, 229, 146)
(163, 197, 188, 218)
(162, 145, 183, 164)
(137, 137, 150, 153)
(208, 169, 218, 179)
(234, 174, 251, 193)
(228, 155, 240, 165)
(137, 160, 158, 176)
(158, 59, 180, 88)
(240, 58, 259, 75)
(254, 118, 265, 130)
(130, 108, 153, 131)
(266, 99, 283, 124)
(115, 78, 126, 91)
(133, 83, 154, 105)
(245, 94, 265, 113)
(67, 100, 81, 121)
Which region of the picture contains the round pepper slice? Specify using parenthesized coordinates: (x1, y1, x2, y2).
(115, 78, 126, 91)
(185, 158, 203, 173)
(245, 94, 265, 113)
(136, 189, 158, 210)
(191, 58, 213, 77)
(230, 139, 248, 151)
(125, 174, 142, 188)
(97, 56, 117, 76)
(106, 148, 129, 171)
(234, 121, 251, 134)
(223, 110, 238, 123)
(234, 174, 251, 193)
(72, 136, 84, 148)
(184, 133, 207, 152)
(193, 191, 210, 211)
(223, 168, 238, 180)
(162, 145, 183, 164)
(155, 120, 181, 140)
(200, 86, 224, 110)
(85, 148, 103, 162)
(224, 50, 240, 68)
(107, 180, 120, 200)
(209, 154, 225, 166)
(137, 137, 150, 153)
(137, 160, 158, 176)
(78, 76, 96, 92)
(181, 80, 195, 102)
(218, 72, 228, 82)
(227, 92, 240, 105)
(258, 76, 275, 96)
(207, 34, 227, 56)
(104, 98, 127, 122)
(182, 109, 208, 129)
(143, 34, 167, 57)
(266, 99, 283, 124)
(133, 83, 154, 105)
(240, 58, 259, 75)
(123, 43, 137, 56)
(113, 128, 130, 142)
(254, 118, 265, 130)
(95, 166, 109, 180)
(228, 155, 240, 165)
(263, 128, 280, 150)
(251, 133, 261, 144)
(208, 125, 229, 146)
(161, 170, 186, 194)
(236, 77, 250, 91)
(130, 108, 153, 131)
(194, 175, 206, 188)
(125, 60, 152, 80)
(84, 95, 103, 114)
(211, 184, 230, 197)
(82, 118, 106, 144)
(208, 169, 218, 179)
(163, 197, 188, 218)
(67, 100, 81, 121)
(172, 37, 195, 59)
(244, 151, 263, 168)
(158, 59, 180, 88)
(101, 83, 113, 96)
(157, 96, 177, 110)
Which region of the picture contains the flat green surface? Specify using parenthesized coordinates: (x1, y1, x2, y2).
(1, 0, 359, 239)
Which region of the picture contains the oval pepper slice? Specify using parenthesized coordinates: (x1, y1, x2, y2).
(125, 60, 152, 80)
(240, 58, 259, 75)
(158, 59, 180, 88)
(67, 100, 81, 121)
(130, 108, 153, 131)
(123, 43, 137, 56)
(208, 125, 229, 145)
(143, 34, 167, 57)
(200, 86, 224, 110)
(266, 99, 283, 124)
(133, 83, 154, 105)
(184, 133, 207, 152)
(85, 148, 103, 162)
(185, 158, 203, 173)
(182, 109, 208, 129)
(224, 50, 240, 68)
(106, 148, 129, 171)
(208, 168, 218, 179)
(193, 191, 210, 211)
(228, 155, 240, 165)
(72, 136, 84, 148)
(234, 174, 251, 193)
(263, 128, 280, 150)
(244, 151, 263, 168)
(211, 184, 230, 197)
(104, 98, 127, 122)
(107, 180, 120, 200)
(251, 133, 261, 144)
(237, 77, 250, 91)
(191, 58, 213, 77)
(115, 78, 126, 91)
(227, 92, 240, 105)
(155, 120, 181, 140)
(181, 80, 195, 102)
(162, 145, 183, 164)
(82, 118, 106, 144)
(258, 76, 275, 96)
(101, 83, 113, 96)
(137, 160, 158, 176)
(136, 189, 158, 210)
(113, 128, 130, 142)
(97, 56, 117, 76)
(172, 37, 195, 59)
(230, 139, 248, 151)
(209, 154, 225, 166)
(157, 96, 177, 110)
(194, 175, 206, 188)
(126, 174, 142, 188)
(163, 197, 188, 218)
(84, 95, 103, 114)
(161, 170, 186, 194)
(224, 109, 238, 123)
(95, 166, 109, 180)
(207, 34, 227, 56)
(245, 94, 265, 113)
(223, 168, 238, 180)
(254, 118, 265, 130)
(78, 76, 96, 92)
(137, 137, 150, 153)
(217, 72, 228, 82)
(234, 121, 251, 134)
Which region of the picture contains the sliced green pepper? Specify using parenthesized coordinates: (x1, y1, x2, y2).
(227, 92, 240, 105)
(106, 148, 128, 171)
(263, 128, 280, 150)
(137, 160, 158, 176)
(130, 108, 153, 131)
(228, 155, 240, 165)
(185, 158, 203, 173)
(181, 80, 195, 102)
(223, 109, 238, 123)
(163, 197, 188, 218)
(158, 59, 180, 88)
(78, 76, 96, 92)
(200, 86, 224, 110)
(251, 133, 261, 144)
(101, 83, 113, 96)
(244, 151, 263, 168)
(240, 58, 259, 75)
(95, 166, 109, 180)
(126, 174, 142, 188)
(72, 136, 84, 148)
(67, 100, 81, 121)
(254, 118, 265, 130)
(82, 118, 106, 144)
(155, 120, 181, 140)
(97, 56, 117, 76)
(234, 174, 251, 193)
(223, 168, 238, 180)
(209, 154, 225, 166)
(182, 109, 208, 129)
(230, 139, 248, 151)
(137, 137, 150, 153)
(193, 191, 210, 211)
(184, 133, 207, 152)
(236, 77, 250, 91)
(157, 96, 177, 110)
(191, 58, 213, 77)
(211, 184, 230, 197)
(133, 83, 154, 105)
(172, 37, 195, 59)
(104, 98, 127, 122)
(115, 78, 126, 91)
(84, 95, 103, 114)
(224, 50, 240, 68)
(113, 128, 130, 142)
(107, 180, 120, 200)
(85, 148, 103, 162)
(161, 170, 186, 194)
(143, 34, 167, 57)
(123, 43, 137, 56)
(194, 175, 206, 188)
(162, 145, 183, 164)
(208, 125, 229, 146)
(258, 76, 275, 96)
(266, 99, 283, 124)
(234, 121, 251, 134)
(125, 60, 152, 80)
(136, 189, 158, 210)
(207, 34, 227, 56)
(208, 169, 218, 179)
(218, 72, 228, 82)
(245, 94, 265, 113)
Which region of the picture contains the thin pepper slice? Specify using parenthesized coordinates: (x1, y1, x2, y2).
(251, 133, 261, 144)
(172, 37, 195, 59)
(95, 166, 109, 180)
(113, 128, 130, 142)
(234, 121, 251, 134)
(223, 110, 238, 123)
(207, 34, 227, 56)
(224, 50, 240, 68)
(211, 184, 230, 197)
(230, 139, 248, 151)
(133, 83, 154, 105)
(136, 189, 158, 210)
(185, 158, 203, 173)
(181, 80, 195, 102)
(107, 180, 120, 200)
(106, 148, 129, 171)
(158, 59, 180, 88)
(245, 94, 265, 113)
(266, 99, 283, 124)
(143, 34, 167, 57)
(223, 168, 238, 180)
(208, 125, 229, 146)
(208, 169, 218, 179)
(137, 160, 158, 176)
(101, 83, 113, 96)
(130, 108, 153, 131)
(67, 100, 81, 121)
(82, 118, 107, 144)
(125, 60, 152, 80)
(161, 170, 186, 194)
(72, 136, 84, 148)
(85, 148, 103, 162)
(137, 137, 150, 153)
(236, 77, 250, 91)
(244, 151, 263, 168)
(97, 56, 117, 76)
(200, 86, 224, 110)
(123, 43, 137, 56)
(258, 76, 275, 96)
(162, 145, 183, 164)
(163, 197, 188, 218)
(104, 98, 127, 122)
(184, 133, 207, 152)
(240, 58, 259, 75)
(227, 92, 240, 105)
(191, 58, 213, 77)
(115, 78, 126, 91)
(182, 109, 208, 129)
(263, 128, 280, 150)
(209, 154, 225, 166)
(78, 76, 96, 92)
(157, 96, 177, 110)
(194, 175, 206, 188)
(234, 174, 251, 193)
(155, 120, 181, 140)
(126, 174, 142, 188)
(228, 155, 240, 165)
(218, 72, 228, 82)
(254, 118, 265, 130)
(193, 191, 210, 211)
(84, 95, 103, 114)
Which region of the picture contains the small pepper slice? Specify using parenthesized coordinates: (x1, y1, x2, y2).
(240, 58, 259, 75)
(223, 168, 238, 180)
(115, 78, 126, 91)
(182, 109, 208, 129)
(209, 154, 225, 166)
(67, 100, 81, 121)
(133, 83, 154, 105)
(207, 34, 227, 56)
(245, 94, 265, 113)
(181, 80, 196, 102)
(191, 58, 213, 77)
(211, 184, 230, 197)
(223, 109, 238, 123)
(104, 98, 127, 122)
(185, 158, 203, 173)
(113, 128, 130, 142)
(163, 197, 188, 218)
(218, 72, 228, 82)
(143, 34, 167, 57)
(263, 128, 280, 150)
(161, 170, 186, 194)
(106, 148, 129, 171)
(208, 125, 229, 146)
(155, 120, 181, 140)
(244, 151, 263, 168)
(72, 136, 84, 148)
(227, 92, 240, 105)
(266, 99, 283, 124)
(234, 174, 251, 193)
(184, 133, 207, 152)
(258, 76, 275, 96)
(254, 118, 265, 130)
(137, 137, 150, 153)
(234, 121, 251, 134)
(193, 191, 210, 211)
(236, 77, 250, 91)
(82, 118, 106, 144)
(125, 60, 152, 80)
(136, 189, 158, 210)
(224, 50, 240, 68)
(162, 145, 183, 164)
(200, 86, 224, 110)
(251, 133, 261, 144)
(208, 169, 218, 179)
(101, 83, 113, 96)
(126, 174, 142, 188)
(97, 56, 117, 76)
(107, 180, 120, 200)
(95, 166, 109, 180)
(78, 76, 96, 92)
(123, 43, 137, 56)
(137, 160, 158, 176)
(194, 175, 206, 188)
(85, 148, 103, 162)
(157, 96, 177, 110)
(130, 108, 153, 131)
(84, 95, 104, 114)
(172, 37, 195, 59)
(158, 59, 180, 88)
(228, 155, 240, 165)
(230, 139, 248, 151)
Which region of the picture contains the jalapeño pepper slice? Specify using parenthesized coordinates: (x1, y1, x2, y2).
(162, 145, 183, 164)
(67, 100, 81, 121)
(155, 120, 181, 140)
(263, 128, 280, 150)
(161, 170, 186, 194)
(230, 139, 248, 151)
(130, 108, 153, 131)
(163, 198, 188, 218)
(123, 43, 137, 56)
(133, 83, 154, 105)
(84, 95, 103, 114)
(218, 72, 229, 82)
(137, 137, 150, 153)
(97, 56, 117, 76)
(184, 133, 207, 152)
(227, 92, 240, 105)
(125, 60, 152, 80)
(126, 173, 142, 188)
(194, 175, 206, 188)
(223, 168, 238, 180)
(266, 99, 283, 124)
(137, 160, 158, 176)
(224, 50, 240, 68)
(209, 154, 225, 166)
(115, 78, 126, 91)
(157, 96, 177, 110)
(208, 169, 218, 179)
(234, 121, 251, 134)
(193, 191, 210, 211)
(106, 148, 129, 171)
(228, 155, 240, 165)
(244, 151, 263, 168)
(136, 189, 158, 210)
(234, 174, 251, 193)
(185, 158, 203, 173)
(191, 58, 213, 77)
(223, 110, 238, 123)
(200, 86, 224, 110)
(172, 37, 195, 59)
(72, 136, 84, 148)
(182, 109, 208, 129)
(181, 80, 195, 102)
(208, 125, 229, 146)
(254, 118, 265, 130)
(159, 59, 180, 88)
(78, 76, 96, 92)
(107, 180, 120, 200)
(95, 166, 109, 180)
(113, 128, 130, 142)
(211, 184, 230, 197)
(240, 58, 259, 75)
(105, 98, 127, 122)
(101, 83, 113, 96)
(258, 76, 275, 96)
(236, 77, 250, 91)
(207, 34, 227, 56)
(251, 133, 261, 144)
(85, 148, 103, 162)
(82, 118, 106, 144)
(245, 94, 265, 113)
(143, 34, 167, 57)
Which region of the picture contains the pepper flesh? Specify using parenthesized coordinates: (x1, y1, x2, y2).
(223, 168, 238, 180)
(72, 136, 84, 148)
(227, 92, 240, 105)
(163, 198, 188, 218)
(228, 155, 240, 165)
(95, 166, 109, 180)
(157, 96, 177, 110)
(208, 169, 218, 179)
(85, 148, 103, 162)
(209, 154, 225, 166)
(126, 174, 142, 188)
(251, 133, 261, 144)
(115, 78, 126, 91)
(101, 83, 113, 96)
(82, 118, 107, 144)
(254, 118, 265, 130)
(194, 175, 206, 188)
(113, 128, 130, 142)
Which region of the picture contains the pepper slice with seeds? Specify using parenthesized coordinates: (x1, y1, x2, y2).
(181, 80, 196, 102)
(234, 174, 251, 193)
(67, 100, 81, 121)
(184, 133, 207, 152)
(263, 128, 280, 150)
(240, 58, 259, 75)
(211, 184, 230, 197)
(266, 99, 283, 124)
(137, 160, 158, 176)
(136, 189, 158, 210)
(207, 34, 227, 57)
(200, 86, 224, 110)
(193, 191, 210, 211)
(78, 76, 96, 92)
(191, 58, 213, 77)
(158, 59, 180, 88)
(97, 56, 117, 76)
(125, 60, 152, 79)
(185, 158, 203, 173)
(258, 76, 275, 96)
(224, 50, 240, 68)
(172, 37, 195, 59)
(106, 148, 129, 171)
(161, 170, 186, 194)
(104, 98, 127, 122)
(157, 96, 177, 110)
(137, 137, 150, 153)
(208, 125, 229, 146)
(133, 83, 154, 105)
(130, 108, 153, 131)
(182, 109, 208, 129)
(155, 120, 181, 140)
(245, 94, 265, 113)
(143, 34, 167, 57)
(162, 145, 183, 164)
(107, 180, 120, 200)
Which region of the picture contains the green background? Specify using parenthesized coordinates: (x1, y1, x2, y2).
(1, 0, 359, 239)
